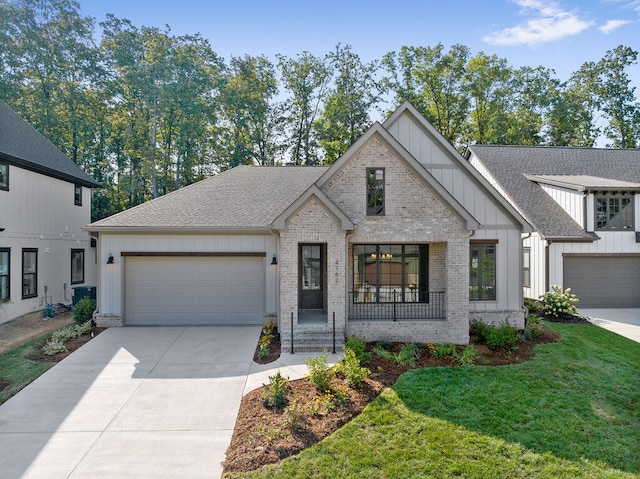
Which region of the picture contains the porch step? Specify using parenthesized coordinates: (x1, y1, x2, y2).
(280, 328, 345, 353)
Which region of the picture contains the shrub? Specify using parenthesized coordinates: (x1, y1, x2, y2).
(539, 285, 579, 317)
(459, 346, 480, 366)
(432, 343, 457, 358)
(262, 371, 289, 408)
(336, 347, 370, 388)
(74, 320, 93, 335)
(304, 352, 334, 392)
(344, 336, 371, 364)
(524, 323, 543, 341)
(72, 298, 96, 326)
(485, 322, 518, 350)
(50, 326, 79, 343)
(43, 339, 67, 356)
(283, 396, 305, 430)
(377, 339, 393, 350)
(395, 343, 420, 366)
(470, 320, 491, 340)
(524, 297, 539, 313)
(527, 314, 542, 326)
(372, 345, 394, 361)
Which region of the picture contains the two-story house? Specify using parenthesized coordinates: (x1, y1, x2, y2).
(0, 100, 101, 324)
(468, 145, 640, 308)
(87, 102, 531, 350)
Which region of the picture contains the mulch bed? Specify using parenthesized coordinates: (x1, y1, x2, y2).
(223, 325, 561, 474)
(25, 327, 106, 363)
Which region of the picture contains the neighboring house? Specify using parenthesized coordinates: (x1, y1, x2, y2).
(468, 145, 640, 308)
(0, 100, 101, 324)
(86, 102, 531, 350)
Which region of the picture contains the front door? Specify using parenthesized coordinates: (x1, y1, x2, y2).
(299, 244, 325, 310)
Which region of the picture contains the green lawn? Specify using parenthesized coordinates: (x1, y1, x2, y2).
(227, 323, 640, 479)
(0, 333, 56, 404)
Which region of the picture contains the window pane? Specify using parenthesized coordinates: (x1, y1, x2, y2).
(470, 243, 496, 301)
(0, 250, 8, 300)
(301, 245, 321, 290)
(366, 168, 384, 216)
(22, 250, 37, 298)
(352, 244, 428, 303)
(71, 250, 84, 284)
(595, 194, 634, 230)
(0, 163, 7, 189)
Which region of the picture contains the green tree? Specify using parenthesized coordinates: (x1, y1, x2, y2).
(315, 44, 381, 164)
(218, 55, 281, 169)
(278, 51, 330, 165)
(383, 43, 470, 147)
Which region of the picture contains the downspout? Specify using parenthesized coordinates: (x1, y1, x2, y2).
(545, 239, 551, 293)
(521, 232, 532, 312)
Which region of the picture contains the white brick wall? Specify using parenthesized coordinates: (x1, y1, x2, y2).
(279, 134, 473, 346)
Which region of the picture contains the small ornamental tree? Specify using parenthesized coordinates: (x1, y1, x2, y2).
(539, 285, 579, 317)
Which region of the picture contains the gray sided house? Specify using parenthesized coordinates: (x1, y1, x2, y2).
(468, 145, 640, 308)
(86, 102, 530, 350)
(0, 99, 101, 324)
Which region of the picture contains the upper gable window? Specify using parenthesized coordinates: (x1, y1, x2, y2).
(74, 184, 82, 206)
(595, 193, 634, 230)
(0, 161, 8, 191)
(366, 168, 385, 216)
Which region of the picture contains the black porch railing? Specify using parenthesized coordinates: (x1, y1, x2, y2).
(348, 291, 446, 321)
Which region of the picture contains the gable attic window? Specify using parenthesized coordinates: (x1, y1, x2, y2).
(595, 193, 634, 230)
(74, 184, 82, 206)
(0, 161, 8, 190)
(366, 168, 385, 216)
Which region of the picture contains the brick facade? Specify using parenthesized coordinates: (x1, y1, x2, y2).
(278, 134, 472, 348)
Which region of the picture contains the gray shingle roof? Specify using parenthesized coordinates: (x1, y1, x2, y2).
(0, 100, 101, 188)
(468, 145, 640, 240)
(88, 166, 328, 230)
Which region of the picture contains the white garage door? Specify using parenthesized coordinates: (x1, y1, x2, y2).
(125, 256, 265, 325)
(563, 255, 640, 308)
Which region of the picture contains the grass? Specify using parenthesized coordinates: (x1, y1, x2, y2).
(226, 323, 640, 479)
(0, 332, 57, 404)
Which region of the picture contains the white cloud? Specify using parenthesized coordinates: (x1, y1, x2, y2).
(483, 0, 594, 46)
(599, 19, 632, 33)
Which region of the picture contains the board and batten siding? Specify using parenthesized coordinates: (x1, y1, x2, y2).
(96, 233, 278, 324)
(539, 184, 584, 226)
(548, 231, 640, 289)
(523, 233, 547, 300)
(0, 166, 95, 323)
(386, 112, 526, 327)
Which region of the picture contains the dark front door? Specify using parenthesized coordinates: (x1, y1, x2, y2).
(299, 244, 325, 310)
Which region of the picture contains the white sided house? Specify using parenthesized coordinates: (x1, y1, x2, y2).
(0, 100, 100, 324)
(468, 145, 640, 308)
(86, 102, 530, 350)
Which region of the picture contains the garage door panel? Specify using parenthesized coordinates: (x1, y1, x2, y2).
(126, 257, 265, 325)
(564, 256, 640, 308)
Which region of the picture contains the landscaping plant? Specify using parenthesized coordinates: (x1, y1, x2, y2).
(335, 347, 371, 388)
(261, 371, 289, 408)
(458, 346, 480, 366)
(539, 284, 579, 317)
(344, 336, 371, 364)
(72, 298, 96, 325)
(304, 351, 334, 392)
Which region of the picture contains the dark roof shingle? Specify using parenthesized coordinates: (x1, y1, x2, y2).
(88, 166, 328, 230)
(468, 145, 640, 240)
(0, 100, 100, 188)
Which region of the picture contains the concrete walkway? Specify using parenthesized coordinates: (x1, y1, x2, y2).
(0, 326, 340, 479)
(580, 308, 640, 343)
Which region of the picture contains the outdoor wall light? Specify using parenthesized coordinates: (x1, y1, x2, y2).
(106, 253, 114, 265)
(271, 255, 278, 265)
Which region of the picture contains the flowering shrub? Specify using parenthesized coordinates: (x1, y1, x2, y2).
(539, 285, 579, 317)
(258, 320, 277, 358)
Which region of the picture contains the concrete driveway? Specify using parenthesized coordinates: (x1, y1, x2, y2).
(0, 326, 336, 479)
(580, 308, 640, 343)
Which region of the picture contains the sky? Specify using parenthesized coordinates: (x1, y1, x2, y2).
(80, 0, 640, 103)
